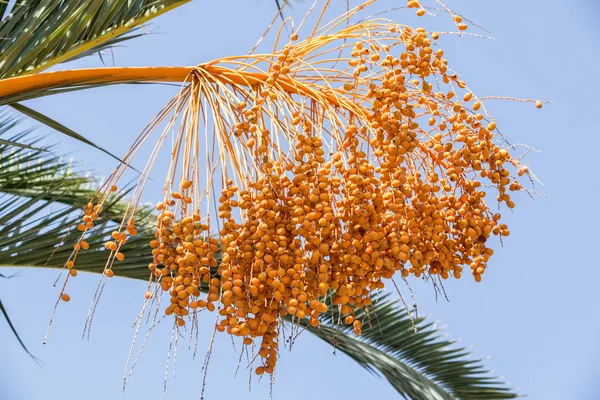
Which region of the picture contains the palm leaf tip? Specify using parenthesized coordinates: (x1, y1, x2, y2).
(9, 102, 144, 174)
(0, 291, 41, 365)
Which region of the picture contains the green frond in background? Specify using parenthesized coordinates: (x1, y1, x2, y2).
(311, 294, 517, 399)
(0, 125, 155, 273)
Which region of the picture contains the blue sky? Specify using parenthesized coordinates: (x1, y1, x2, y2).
(1, 1, 599, 399)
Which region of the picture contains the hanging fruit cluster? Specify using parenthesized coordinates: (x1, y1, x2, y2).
(59, 0, 539, 376)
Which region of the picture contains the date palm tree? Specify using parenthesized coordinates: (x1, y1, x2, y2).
(0, 1, 517, 399)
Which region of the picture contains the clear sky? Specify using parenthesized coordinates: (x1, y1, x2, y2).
(1, 1, 599, 399)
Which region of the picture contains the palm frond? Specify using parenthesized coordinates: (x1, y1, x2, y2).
(9, 102, 137, 172)
(0, 0, 191, 79)
(0, 124, 155, 275)
(0, 123, 517, 399)
(304, 294, 518, 399)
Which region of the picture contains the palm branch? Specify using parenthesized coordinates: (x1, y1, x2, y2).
(0, 119, 517, 399)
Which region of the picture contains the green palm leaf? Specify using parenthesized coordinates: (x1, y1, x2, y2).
(308, 294, 517, 399)
(0, 122, 518, 399)
(8, 102, 142, 172)
(0, 0, 191, 79)
(0, 131, 154, 272)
